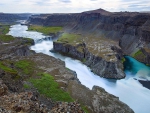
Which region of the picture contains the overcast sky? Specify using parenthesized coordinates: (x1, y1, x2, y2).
(0, 0, 150, 13)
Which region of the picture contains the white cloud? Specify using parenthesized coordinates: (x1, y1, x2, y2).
(0, 0, 150, 13)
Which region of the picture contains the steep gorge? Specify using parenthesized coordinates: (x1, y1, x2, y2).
(27, 8, 150, 79)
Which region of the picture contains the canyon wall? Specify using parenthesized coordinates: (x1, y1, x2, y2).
(53, 42, 125, 79)
(0, 13, 31, 24)
(28, 9, 150, 78)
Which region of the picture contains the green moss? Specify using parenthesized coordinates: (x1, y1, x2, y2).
(0, 25, 10, 35)
(30, 73, 73, 102)
(133, 50, 143, 57)
(57, 33, 81, 44)
(37, 72, 44, 76)
(23, 84, 30, 89)
(0, 35, 15, 42)
(23, 38, 34, 45)
(14, 60, 34, 75)
(0, 62, 17, 74)
(121, 57, 125, 63)
(13, 75, 21, 80)
(28, 25, 62, 35)
(81, 105, 89, 113)
(82, 58, 86, 63)
(66, 67, 70, 71)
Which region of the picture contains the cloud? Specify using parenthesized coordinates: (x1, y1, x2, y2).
(58, 0, 71, 3)
(0, 0, 149, 13)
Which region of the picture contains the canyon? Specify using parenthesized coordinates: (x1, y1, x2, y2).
(0, 8, 150, 113)
(0, 22, 134, 112)
(28, 8, 150, 79)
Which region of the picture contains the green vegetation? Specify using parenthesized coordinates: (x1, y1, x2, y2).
(15, 60, 34, 75)
(66, 67, 70, 71)
(23, 84, 31, 89)
(0, 25, 15, 43)
(28, 25, 62, 35)
(133, 50, 143, 57)
(81, 105, 89, 113)
(82, 58, 86, 63)
(23, 38, 34, 45)
(0, 61, 17, 74)
(30, 73, 73, 102)
(121, 57, 125, 63)
(57, 33, 81, 44)
(0, 35, 15, 42)
(37, 72, 44, 76)
(0, 25, 10, 35)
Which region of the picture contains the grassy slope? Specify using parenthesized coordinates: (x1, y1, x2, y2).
(0, 59, 74, 102)
(28, 25, 62, 35)
(0, 61, 17, 75)
(0, 25, 15, 42)
(30, 73, 73, 102)
(0, 35, 15, 42)
(0, 25, 10, 34)
(14, 60, 34, 75)
(57, 33, 81, 45)
(133, 50, 143, 57)
(132, 49, 146, 59)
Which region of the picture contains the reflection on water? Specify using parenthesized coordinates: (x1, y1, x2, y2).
(8, 24, 150, 113)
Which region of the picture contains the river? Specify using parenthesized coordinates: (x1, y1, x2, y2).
(8, 24, 150, 113)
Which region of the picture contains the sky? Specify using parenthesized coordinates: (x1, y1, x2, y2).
(0, 0, 150, 13)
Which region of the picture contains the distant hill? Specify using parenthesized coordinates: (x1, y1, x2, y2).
(82, 8, 111, 15)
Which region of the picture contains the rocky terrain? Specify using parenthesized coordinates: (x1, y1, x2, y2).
(0, 13, 31, 24)
(27, 8, 150, 79)
(0, 24, 134, 112)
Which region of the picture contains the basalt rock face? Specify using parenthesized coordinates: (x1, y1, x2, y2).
(53, 42, 125, 79)
(0, 38, 35, 60)
(0, 13, 31, 24)
(28, 9, 150, 53)
(28, 13, 80, 27)
(74, 12, 150, 56)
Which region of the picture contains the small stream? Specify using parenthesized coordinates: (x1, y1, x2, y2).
(8, 24, 150, 113)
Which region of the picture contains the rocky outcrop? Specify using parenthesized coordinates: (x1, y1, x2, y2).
(68, 80, 134, 113)
(27, 13, 80, 27)
(53, 42, 125, 79)
(0, 91, 52, 113)
(0, 82, 84, 113)
(0, 38, 35, 60)
(0, 80, 8, 96)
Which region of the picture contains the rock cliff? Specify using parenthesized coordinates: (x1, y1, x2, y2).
(53, 42, 125, 79)
(28, 9, 150, 56)
(0, 13, 31, 24)
(28, 8, 150, 79)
